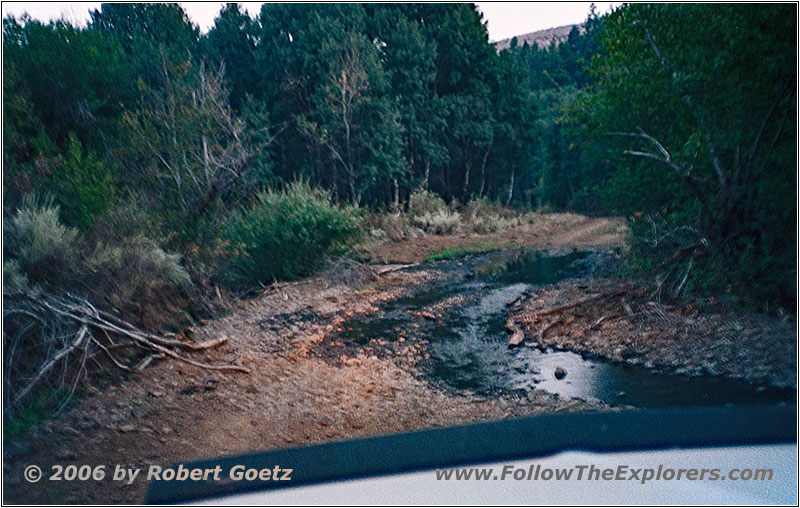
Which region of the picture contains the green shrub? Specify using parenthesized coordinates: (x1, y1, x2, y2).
(87, 236, 191, 309)
(223, 182, 363, 285)
(4, 198, 80, 287)
(412, 209, 462, 235)
(54, 133, 116, 229)
(3, 259, 33, 293)
(408, 188, 447, 217)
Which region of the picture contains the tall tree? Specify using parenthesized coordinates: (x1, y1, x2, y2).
(202, 3, 259, 110)
(589, 3, 797, 303)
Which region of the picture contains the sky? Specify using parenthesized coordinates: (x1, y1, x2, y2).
(2, 2, 615, 41)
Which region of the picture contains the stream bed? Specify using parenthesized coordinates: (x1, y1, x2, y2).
(339, 249, 794, 408)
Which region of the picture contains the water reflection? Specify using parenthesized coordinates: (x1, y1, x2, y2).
(341, 250, 794, 407)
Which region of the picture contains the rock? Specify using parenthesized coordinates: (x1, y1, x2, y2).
(507, 328, 525, 348)
(420, 311, 436, 321)
(344, 358, 360, 366)
(148, 390, 165, 398)
(554, 367, 567, 380)
(119, 424, 135, 433)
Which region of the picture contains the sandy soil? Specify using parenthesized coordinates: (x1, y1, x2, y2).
(3, 215, 623, 504)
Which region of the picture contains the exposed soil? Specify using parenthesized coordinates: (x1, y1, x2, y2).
(3, 214, 621, 504)
(4, 214, 795, 504)
(361, 213, 627, 264)
(511, 277, 797, 389)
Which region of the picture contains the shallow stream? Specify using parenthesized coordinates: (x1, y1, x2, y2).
(340, 250, 793, 407)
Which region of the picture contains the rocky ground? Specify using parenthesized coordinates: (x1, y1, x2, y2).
(510, 276, 797, 389)
(4, 213, 795, 504)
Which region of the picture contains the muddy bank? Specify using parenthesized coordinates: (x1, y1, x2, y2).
(511, 274, 797, 390)
(331, 248, 795, 407)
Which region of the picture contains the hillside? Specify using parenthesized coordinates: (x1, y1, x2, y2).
(493, 23, 584, 50)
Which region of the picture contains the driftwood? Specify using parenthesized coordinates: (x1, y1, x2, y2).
(376, 263, 419, 276)
(513, 285, 645, 343)
(522, 285, 632, 322)
(4, 291, 249, 417)
(505, 318, 525, 348)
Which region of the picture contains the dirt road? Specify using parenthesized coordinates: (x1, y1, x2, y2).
(4, 214, 626, 504)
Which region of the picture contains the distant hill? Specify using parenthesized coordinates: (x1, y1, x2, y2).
(493, 23, 584, 51)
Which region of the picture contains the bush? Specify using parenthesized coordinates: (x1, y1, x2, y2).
(408, 188, 447, 217)
(461, 198, 517, 234)
(3, 259, 32, 293)
(412, 209, 462, 235)
(88, 236, 191, 304)
(54, 133, 116, 229)
(223, 182, 363, 286)
(364, 211, 411, 242)
(4, 198, 79, 288)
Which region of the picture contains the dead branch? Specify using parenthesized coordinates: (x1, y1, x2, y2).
(182, 335, 228, 351)
(538, 318, 563, 340)
(4, 291, 250, 415)
(11, 325, 89, 408)
(376, 263, 419, 276)
(525, 285, 631, 320)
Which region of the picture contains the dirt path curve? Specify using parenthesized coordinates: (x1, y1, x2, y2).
(4, 215, 624, 504)
(363, 213, 626, 264)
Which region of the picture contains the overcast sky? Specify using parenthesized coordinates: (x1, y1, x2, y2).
(2, 2, 616, 41)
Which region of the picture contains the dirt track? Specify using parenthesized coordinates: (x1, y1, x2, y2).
(361, 213, 626, 263)
(3, 214, 625, 504)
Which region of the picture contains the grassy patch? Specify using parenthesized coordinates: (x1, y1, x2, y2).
(426, 243, 497, 262)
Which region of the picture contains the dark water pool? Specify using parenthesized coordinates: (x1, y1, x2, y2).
(339, 250, 794, 407)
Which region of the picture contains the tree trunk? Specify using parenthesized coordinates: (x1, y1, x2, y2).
(505, 163, 516, 206)
(478, 147, 490, 198)
(461, 160, 472, 201)
(392, 178, 400, 211)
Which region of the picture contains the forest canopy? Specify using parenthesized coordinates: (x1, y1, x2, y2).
(3, 2, 796, 307)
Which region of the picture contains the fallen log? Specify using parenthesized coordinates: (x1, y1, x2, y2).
(376, 263, 419, 276)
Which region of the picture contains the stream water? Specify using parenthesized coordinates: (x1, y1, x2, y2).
(339, 249, 793, 408)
